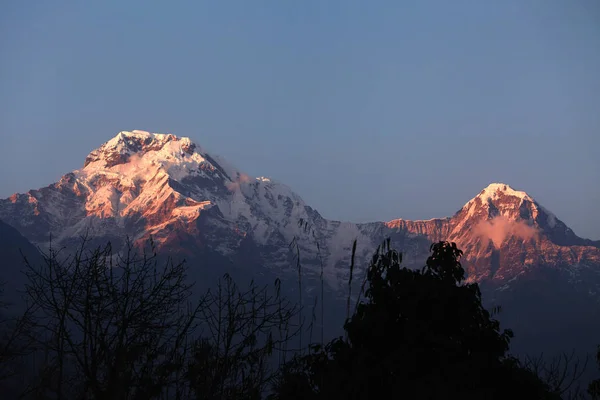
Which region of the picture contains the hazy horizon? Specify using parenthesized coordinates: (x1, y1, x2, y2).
(1, 1, 599, 239)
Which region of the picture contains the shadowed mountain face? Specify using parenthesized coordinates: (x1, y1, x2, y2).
(1, 130, 599, 359)
(0, 219, 42, 311)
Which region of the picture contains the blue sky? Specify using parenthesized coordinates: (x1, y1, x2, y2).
(1, 0, 599, 239)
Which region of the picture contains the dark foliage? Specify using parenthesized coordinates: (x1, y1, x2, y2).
(0, 236, 298, 399)
(271, 240, 560, 400)
(184, 274, 300, 400)
(522, 351, 590, 399)
(590, 346, 600, 399)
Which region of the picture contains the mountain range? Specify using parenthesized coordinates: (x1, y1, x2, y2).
(1, 129, 599, 360)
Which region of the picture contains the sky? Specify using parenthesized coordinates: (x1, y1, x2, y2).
(1, 0, 599, 239)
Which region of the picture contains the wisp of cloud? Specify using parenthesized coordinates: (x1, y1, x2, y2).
(474, 216, 539, 249)
(226, 173, 252, 192)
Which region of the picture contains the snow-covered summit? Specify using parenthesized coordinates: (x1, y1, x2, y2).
(80, 130, 264, 192)
(458, 183, 539, 218)
(76, 131, 231, 213)
(47, 130, 316, 252)
(84, 130, 199, 168)
(476, 183, 533, 203)
(448, 182, 590, 248)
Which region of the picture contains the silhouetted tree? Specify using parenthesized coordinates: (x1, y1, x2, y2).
(185, 274, 300, 399)
(8, 236, 300, 400)
(523, 351, 589, 399)
(589, 345, 600, 399)
(271, 240, 560, 400)
(19, 238, 202, 399)
(0, 281, 37, 395)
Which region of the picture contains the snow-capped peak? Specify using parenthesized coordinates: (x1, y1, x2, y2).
(79, 130, 218, 184)
(69, 131, 316, 244)
(457, 182, 541, 221)
(454, 182, 568, 239)
(83, 130, 200, 169)
(476, 183, 534, 203)
(462, 183, 534, 209)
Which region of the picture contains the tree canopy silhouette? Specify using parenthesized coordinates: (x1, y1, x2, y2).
(271, 240, 560, 400)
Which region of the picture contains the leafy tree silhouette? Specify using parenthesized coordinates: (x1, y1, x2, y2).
(271, 240, 560, 400)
